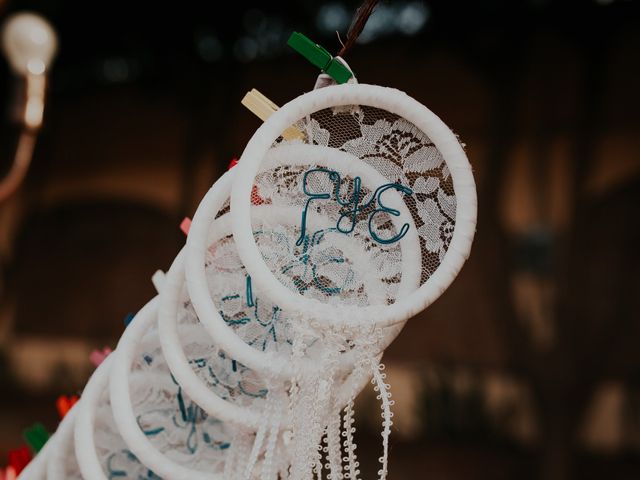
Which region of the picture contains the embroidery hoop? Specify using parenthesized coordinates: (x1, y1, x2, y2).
(19, 417, 60, 480)
(184, 147, 418, 380)
(74, 355, 164, 480)
(230, 83, 477, 330)
(73, 355, 114, 480)
(158, 246, 378, 430)
(46, 405, 81, 479)
(109, 296, 235, 480)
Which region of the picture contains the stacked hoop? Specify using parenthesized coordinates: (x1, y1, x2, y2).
(19, 84, 476, 480)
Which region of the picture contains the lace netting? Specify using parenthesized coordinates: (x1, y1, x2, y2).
(128, 325, 235, 473)
(251, 162, 407, 307)
(203, 209, 399, 361)
(204, 229, 293, 355)
(91, 325, 233, 477)
(174, 286, 272, 406)
(259, 105, 456, 293)
(93, 389, 164, 479)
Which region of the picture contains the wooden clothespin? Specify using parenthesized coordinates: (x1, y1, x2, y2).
(241, 89, 303, 141)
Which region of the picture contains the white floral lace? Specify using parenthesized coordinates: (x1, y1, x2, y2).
(291, 105, 457, 285)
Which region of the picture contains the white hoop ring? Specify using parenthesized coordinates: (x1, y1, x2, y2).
(230, 84, 477, 329)
(73, 356, 113, 480)
(160, 246, 377, 429)
(20, 414, 64, 480)
(185, 146, 418, 380)
(46, 405, 79, 480)
(109, 296, 227, 480)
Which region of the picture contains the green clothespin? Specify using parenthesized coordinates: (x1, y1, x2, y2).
(23, 423, 49, 453)
(287, 32, 353, 84)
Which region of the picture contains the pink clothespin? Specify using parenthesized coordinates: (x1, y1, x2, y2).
(180, 217, 191, 235)
(89, 347, 112, 367)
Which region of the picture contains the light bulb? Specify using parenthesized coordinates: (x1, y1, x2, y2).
(1, 12, 58, 77)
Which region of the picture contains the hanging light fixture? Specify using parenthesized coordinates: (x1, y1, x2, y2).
(0, 12, 57, 201)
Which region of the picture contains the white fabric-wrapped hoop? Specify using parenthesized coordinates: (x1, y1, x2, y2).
(160, 246, 378, 429)
(73, 356, 113, 480)
(185, 147, 416, 381)
(109, 296, 226, 480)
(230, 83, 477, 329)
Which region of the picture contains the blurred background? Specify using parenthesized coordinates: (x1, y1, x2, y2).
(0, 0, 638, 478)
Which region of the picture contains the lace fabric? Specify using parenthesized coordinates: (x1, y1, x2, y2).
(175, 298, 271, 407)
(275, 105, 456, 292)
(125, 325, 234, 473)
(93, 388, 164, 479)
(89, 325, 234, 478)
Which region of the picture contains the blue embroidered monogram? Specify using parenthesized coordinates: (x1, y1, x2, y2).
(297, 168, 413, 246)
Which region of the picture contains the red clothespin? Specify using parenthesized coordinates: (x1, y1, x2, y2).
(89, 347, 112, 367)
(8, 445, 31, 474)
(180, 217, 191, 235)
(228, 158, 239, 170)
(56, 394, 79, 419)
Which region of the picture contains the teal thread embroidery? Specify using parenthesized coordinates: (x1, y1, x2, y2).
(107, 449, 160, 479)
(368, 183, 413, 244)
(217, 269, 282, 352)
(135, 357, 233, 461)
(137, 416, 164, 437)
(297, 169, 336, 246)
(190, 357, 207, 369)
(204, 430, 231, 450)
(219, 291, 251, 326)
(283, 227, 356, 296)
(245, 275, 254, 307)
(297, 168, 412, 246)
(171, 394, 205, 454)
(194, 349, 270, 401)
(171, 374, 233, 455)
(221, 294, 240, 302)
(107, 453, 126, 478)
(238, 381, 268, 398)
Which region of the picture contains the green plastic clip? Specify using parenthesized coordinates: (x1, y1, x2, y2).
(287, 32, 353, 84)
(23, 423, 49, 453)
